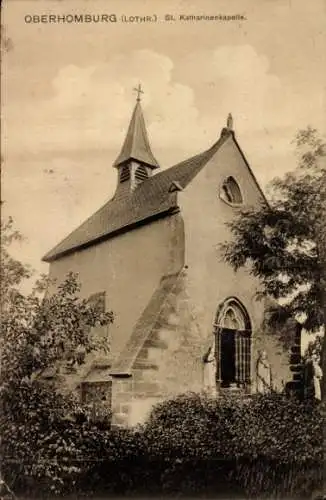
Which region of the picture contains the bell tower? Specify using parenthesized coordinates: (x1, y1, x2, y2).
(113, 85, 159, 197)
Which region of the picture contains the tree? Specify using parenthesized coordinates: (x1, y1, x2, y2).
(305, 335, 323, 361)
(221, 128, 325, 382)
(0, 216, 114, 493)
(221, 127, 326, 495)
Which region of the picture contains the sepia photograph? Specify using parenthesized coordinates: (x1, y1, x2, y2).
(1, 0, 325, 498)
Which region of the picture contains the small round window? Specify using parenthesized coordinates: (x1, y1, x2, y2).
(220, 176, 243, 205)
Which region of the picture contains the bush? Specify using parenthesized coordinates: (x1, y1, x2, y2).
(141, 392, 323, 498)
(2, 392, 323, 498)
(1, 410, 112, 497)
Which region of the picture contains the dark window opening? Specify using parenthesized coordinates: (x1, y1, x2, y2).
(80, 381, 112, 424)
(220, 328, 236, 387)
(220, 176, 243, 205)
(219, 328, 251, 388)
(88, 291, 106, 313)
(214, 299, 251, 390)
(120, 165, 130, 183)
(81, 381, 112, 405)
(135, 165, 149, 182)
(87, 291, 110, 354)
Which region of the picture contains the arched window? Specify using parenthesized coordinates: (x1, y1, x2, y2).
(135, 165, 149, 182)
(213, 298, 251, 390)
(120, 165, 130, 183)
(219, 303, 247, 330)
(220, 176, 243, 205)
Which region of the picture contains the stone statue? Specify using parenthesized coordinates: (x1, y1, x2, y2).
(227, 113, 233, 130)
(203, 340, 217, 396)
(256, 350, 272, 393)
(312, 354, 323, 401)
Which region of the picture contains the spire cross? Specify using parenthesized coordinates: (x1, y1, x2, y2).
(133, 83, 144, 102)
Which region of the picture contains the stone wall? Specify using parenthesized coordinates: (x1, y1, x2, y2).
(47, 213, 185, 359)
(111, 276, 297, 427)
(110, 135, 297, 426)
(48, 133, 297, 427)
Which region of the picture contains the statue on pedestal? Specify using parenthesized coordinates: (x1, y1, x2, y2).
(203, 339, 217, 397)
(312, 354, 323, 402)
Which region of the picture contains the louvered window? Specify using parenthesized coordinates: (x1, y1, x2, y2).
(135, 165, 149, 182)
(120, 165, 130, 183)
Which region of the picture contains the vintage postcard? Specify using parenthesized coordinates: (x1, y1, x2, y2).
(1, 0, 325, 498)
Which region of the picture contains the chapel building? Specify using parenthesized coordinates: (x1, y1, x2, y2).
(43, 93, 297, 426)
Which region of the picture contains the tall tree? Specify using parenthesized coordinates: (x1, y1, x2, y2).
(222, 127, 325, 391)
(304, 335, 323, 361)
(0, 216, 114, 492)
(221, 127, 326, 496)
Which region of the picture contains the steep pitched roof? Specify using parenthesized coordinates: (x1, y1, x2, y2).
(43, 134, 228, 262)
(113, 101, 159, 169)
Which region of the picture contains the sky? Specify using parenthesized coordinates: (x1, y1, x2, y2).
(2, 0, 326, 285)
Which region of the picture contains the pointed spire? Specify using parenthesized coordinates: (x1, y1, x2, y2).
(113, 90, 159, 169)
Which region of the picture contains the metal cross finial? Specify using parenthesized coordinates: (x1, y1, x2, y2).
(133, 83, 144, 102)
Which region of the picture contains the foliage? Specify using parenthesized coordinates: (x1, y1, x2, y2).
(1, 216, 114, 495)
(220, 127, 326, 414)
(140, 392, 323, 498)
(2, 387, 323, 497)
(221, 127, 326, 333)
(0, 216, 33, 307)
(219, 128, 326, 495)
(75, 392, 323, 498)
(1, 416, 115, 497)
(305, 334, 323, 360)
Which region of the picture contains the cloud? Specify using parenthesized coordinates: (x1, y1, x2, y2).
(10, 49, 204, 156)
(6, 45, 322, 164)
(3, 45, 324, 277)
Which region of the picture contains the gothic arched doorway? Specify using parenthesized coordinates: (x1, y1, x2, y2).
(214, 298, 252, 390)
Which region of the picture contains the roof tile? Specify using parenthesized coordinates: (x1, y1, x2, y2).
(113, 101, 159, 169)
(43, 135, 227, 262)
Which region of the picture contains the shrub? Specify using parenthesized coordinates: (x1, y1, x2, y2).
(2, 391, 323, 498)
(142, 391, 323, 498)
(1, 404, 113, 497)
